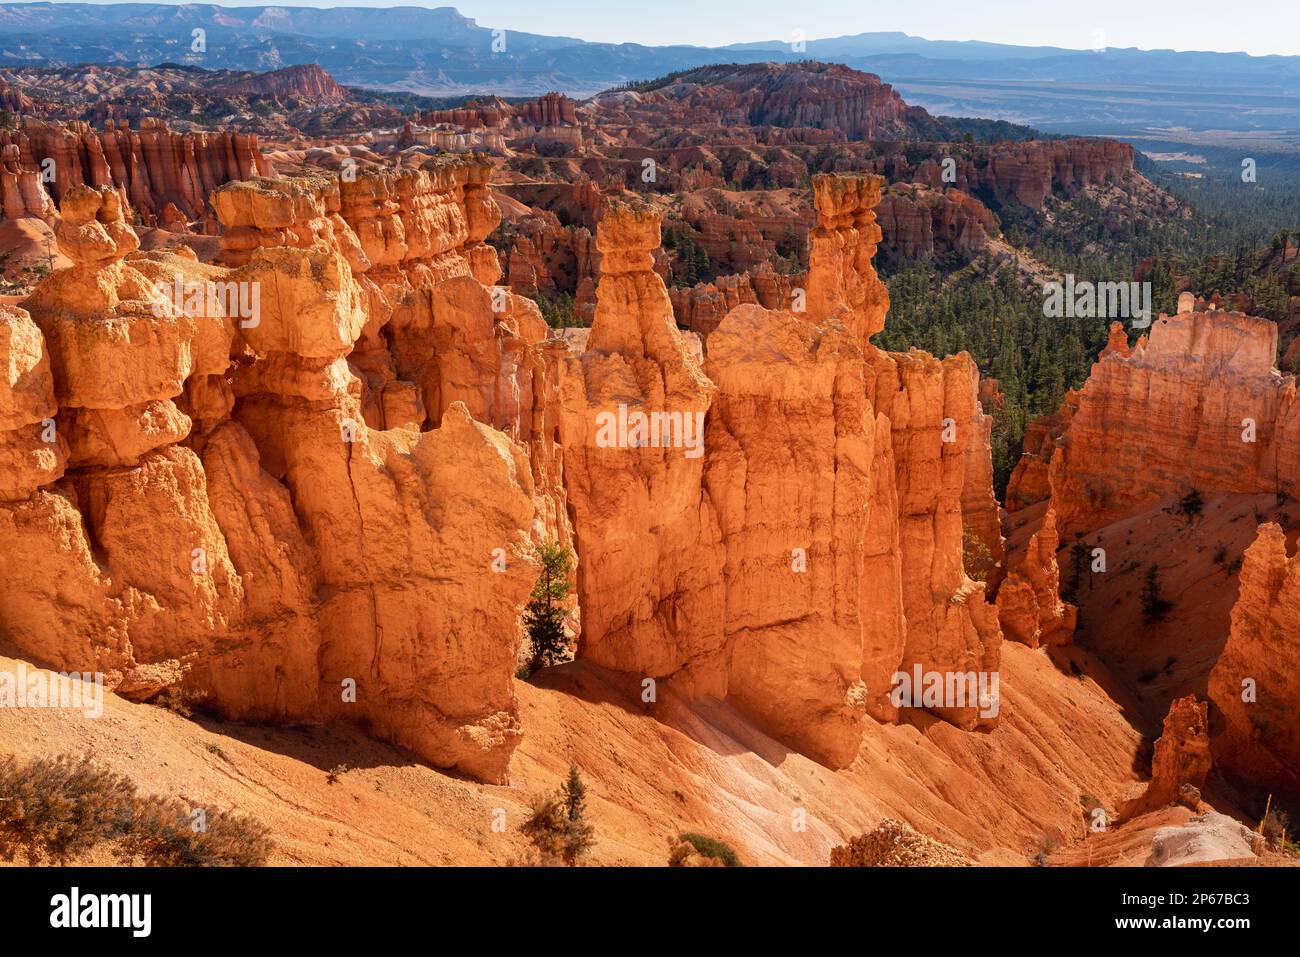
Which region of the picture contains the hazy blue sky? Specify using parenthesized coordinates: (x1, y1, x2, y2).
(73, 0, 1300, 57)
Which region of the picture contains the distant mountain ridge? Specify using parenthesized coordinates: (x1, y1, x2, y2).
(0, 3, 1297, 132)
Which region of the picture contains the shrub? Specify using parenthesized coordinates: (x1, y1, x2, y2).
(520, 763, 595, 865)
(1176, 489, 1205, 520)
(0, 754, 271, 866)
(674, 832, 742, 867)
(520, 793, 567, 864)
(118, 796, 270, 867)
(0, 755, 134, 863)
(961, 524, 994, 582)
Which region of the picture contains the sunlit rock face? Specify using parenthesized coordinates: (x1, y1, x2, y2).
(558, 175, 1004, 767)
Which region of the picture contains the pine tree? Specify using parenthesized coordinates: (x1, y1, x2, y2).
(560, 764, 595, 864)
(524, 541, 573, 673)
(563, 763, 586, 823)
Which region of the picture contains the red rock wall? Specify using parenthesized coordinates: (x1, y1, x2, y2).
(914, 139, 1133, 210)
(0, 161, 562, 784)
(876, 186, 997, 261)
(1208, 523, 1300, 801)
(558, 174, 1003, 767)
(0, 118, 273, 227)
(1031, 306, 1300, 538)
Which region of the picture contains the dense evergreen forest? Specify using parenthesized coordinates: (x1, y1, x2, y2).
(874, 147, 1300, 494)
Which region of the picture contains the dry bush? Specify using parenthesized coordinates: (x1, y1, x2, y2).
(520, 764, 595, 866)
(117, 795, 271, 867)
(520, 793, 569, 865)
(1261, 806, 1294, 852)
(0, 753, 271, 866)
(0, 754, 135, 863)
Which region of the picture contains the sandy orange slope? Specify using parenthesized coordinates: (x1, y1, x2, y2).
(1, 639, 1145, 866)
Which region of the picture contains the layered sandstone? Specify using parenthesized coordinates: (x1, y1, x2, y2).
(876, 186, 996, 262)
(558, 173, 1002, 767)
(1129, 695, 1212, 816)
(421, 92, 578, 129)
(0, 163, 559, 783)
(0, 303, 65, 499)
(0, 118, 272, 227)
(586, 62, 935, 141)
(217, 64, 350, 102)
(668, 264, 794, 338)
(1005, 393, 1077, 512)
(0, 144, 57, 222)
(2, 162, 1006, 783)
(803, 173, 890, 343)
(996, 508, 1075, 648)
(864, 347, 1003, 729)
(1208, 523, 1300, 801)
(505, 212, 598, 322)
(1016, 303, 1300, 538)
(914, 139, 1133, 210)
(516, 92, 579, 127)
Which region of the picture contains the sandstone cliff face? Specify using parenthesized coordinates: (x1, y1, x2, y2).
(1007, 300, 1300, 802)
(1017, 304, 1300, 538)
(506, 213, 598, 322)
(0, 144, 57, 222)
(668, 264, 793, 338)
(1208, 523, 1300, 801)
(0, 163, 559, 783)
(556, 201, 722, 679)
(216, 64, 349, 102)
(516, 92, 579, 127)
(421, 92, 578, 129)
(1005, 393, 1077, 512)
(558, 173, 1002, 765)
(1130, 694, 1212, 815)
(2, 163, 1006, 781)
(876, 186, 996, 262)
(996, 507, 1075, 648)
(914, 139, 1133, 210)
(586, 62, 935, 141)
(0, 302, 65, 499)
(0, 118, 273, 228)
(864, 347, 1002, 729)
